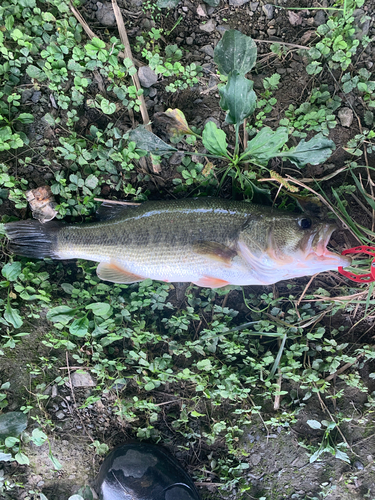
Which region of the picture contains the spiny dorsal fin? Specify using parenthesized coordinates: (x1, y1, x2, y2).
(96, 202, 139, 221)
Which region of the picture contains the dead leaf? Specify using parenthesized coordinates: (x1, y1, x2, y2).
(299, 30, 315, 45)
(26, 186, 58, 223)
(154, 108, 195, 139)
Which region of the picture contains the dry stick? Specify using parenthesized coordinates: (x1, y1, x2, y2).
(111, 0, 160, 174)
(296, 273, 319, 308)
(94, 197, 140, 205)
(325, 353, 365, 382)
(252, 39, 310, 50)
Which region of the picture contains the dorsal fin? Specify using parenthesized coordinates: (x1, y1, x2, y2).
(96, 202, 139, 221)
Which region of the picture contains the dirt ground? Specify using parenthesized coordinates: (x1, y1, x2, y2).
(2, 0, 375, 499)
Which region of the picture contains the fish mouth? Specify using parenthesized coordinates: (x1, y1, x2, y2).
(306, 223, 352, 268)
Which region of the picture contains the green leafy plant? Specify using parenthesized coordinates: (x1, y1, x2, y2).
(129, 30, 336, 193)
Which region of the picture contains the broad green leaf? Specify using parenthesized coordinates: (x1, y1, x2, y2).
(129, 126, 177, 155)
(17, 113, 34, 124)
(5, 436, 19, 447)
(31, 428, 48, 446)
(4, 303, 23, 329)
(335, 449, 350, 463)
(46, 305, 77, 325)
(49, 450, 62, 470)
(0, 411, 27, 440)
(86, 302, 110, 317)
(202, 121, 229, 157)
(241, 126, 288, 165)
(306, 419, 322, 429)
(69, 315, 89, 337)
(279, 134, 335, 167)
(85, 174, 98, 190)
(219, 71, 257, 125)
(2, 261, 22, 281)
(214, 29, 257, 76)
(26, 65, 46, 81)
(15, 451, 30, 465)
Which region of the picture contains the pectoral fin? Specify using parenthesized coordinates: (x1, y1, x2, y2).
(193, 276, 230, 288)
(97, 261, 144, 284)
(192, 240, 237, 264)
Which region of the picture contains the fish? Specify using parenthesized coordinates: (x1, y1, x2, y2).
(4, 198, 351, 288)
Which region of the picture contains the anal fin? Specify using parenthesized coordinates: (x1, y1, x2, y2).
(193, 276, 230, 289)
(97, 261, 144, 284)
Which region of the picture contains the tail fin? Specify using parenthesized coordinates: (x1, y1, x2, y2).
(4, 220, 62, 259)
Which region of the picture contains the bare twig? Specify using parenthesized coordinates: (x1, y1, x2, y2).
(253, 39, 310, 50)
(94, 198, 141, 205)
(325, 353, 365, 381)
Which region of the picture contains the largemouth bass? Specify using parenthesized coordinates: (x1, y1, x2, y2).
(4, 198, 351, 288)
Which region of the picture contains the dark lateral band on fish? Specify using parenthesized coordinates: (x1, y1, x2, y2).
(4, 198, 351, 288)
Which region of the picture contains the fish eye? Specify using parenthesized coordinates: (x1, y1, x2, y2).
(299, 218, 312, 229)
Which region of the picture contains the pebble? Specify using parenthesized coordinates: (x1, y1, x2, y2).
(186, 36, 194, 45)
(229, 0, 250, 5)
(314, 10, 326, 26)
(338, 107, 354, 128)
(250, 1, 259, 11)
(216, 24, 230, 34)
(262, 4, 274, 19)
(353, 460, 364, 470)
(138, 66, 158, 88)
(200, 44, 214, 57)
(148, 87, 157, 98)
(55, 411, 65, 420)
(199, 19, 216, 32)
(95, 2, 116, 26)
(70, 371, 96, 388)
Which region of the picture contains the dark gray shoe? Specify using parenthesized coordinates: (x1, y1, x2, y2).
(96, 442, 201, 500)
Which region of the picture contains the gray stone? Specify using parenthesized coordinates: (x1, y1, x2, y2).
(353, 9, 370, 40)
(314, 10, 326, 26)
(199, 19, 216, 32)
(70, 371, 96, 388)
(21, 89, 34, 103)
(250, 2, 259, 11)
(55, 411, 65, 420)
(138, 66, 158, 88)
(95, 2, 116, 26)
(200, 44, 214, 57)
(338, 107, 354, 128)
(148, 87, 157, 98)
(229, 0, 250, 5)
(216, 24, 230, 35)
(262, 3, 274, 19)
(203, 117, 220, 128)
(186, 36, 194, 45)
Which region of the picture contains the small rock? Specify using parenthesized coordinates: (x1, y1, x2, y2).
(186, 36, 194, 45)
(288, 11, 302, 26)
(250, 1, 259, 11)
(138, 66, 158, 88)
(353, 460, 364, 470)
(229, 0, 250, 5)
(267, 28, 277, 36)
(353, 9, 370, 40)
(199, 19, 216, 32)
(21, 89, 34, 103)
(338, 107, 354, 128)
(200, 44, 214, 57)
(169, 152, 184, 165)
(55, 411, 65, 420)
(95, 2, 116, 26)
(31, 91, 41, 103)
(203, 117, 220, 128)
(197, 3, 207, 16)
(70, 371, 96, 388)
(314, 10, 326, 26)
(216, 24, 230, 35)
(262, 4, 274, 19)
(148, 87, 157, 98)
